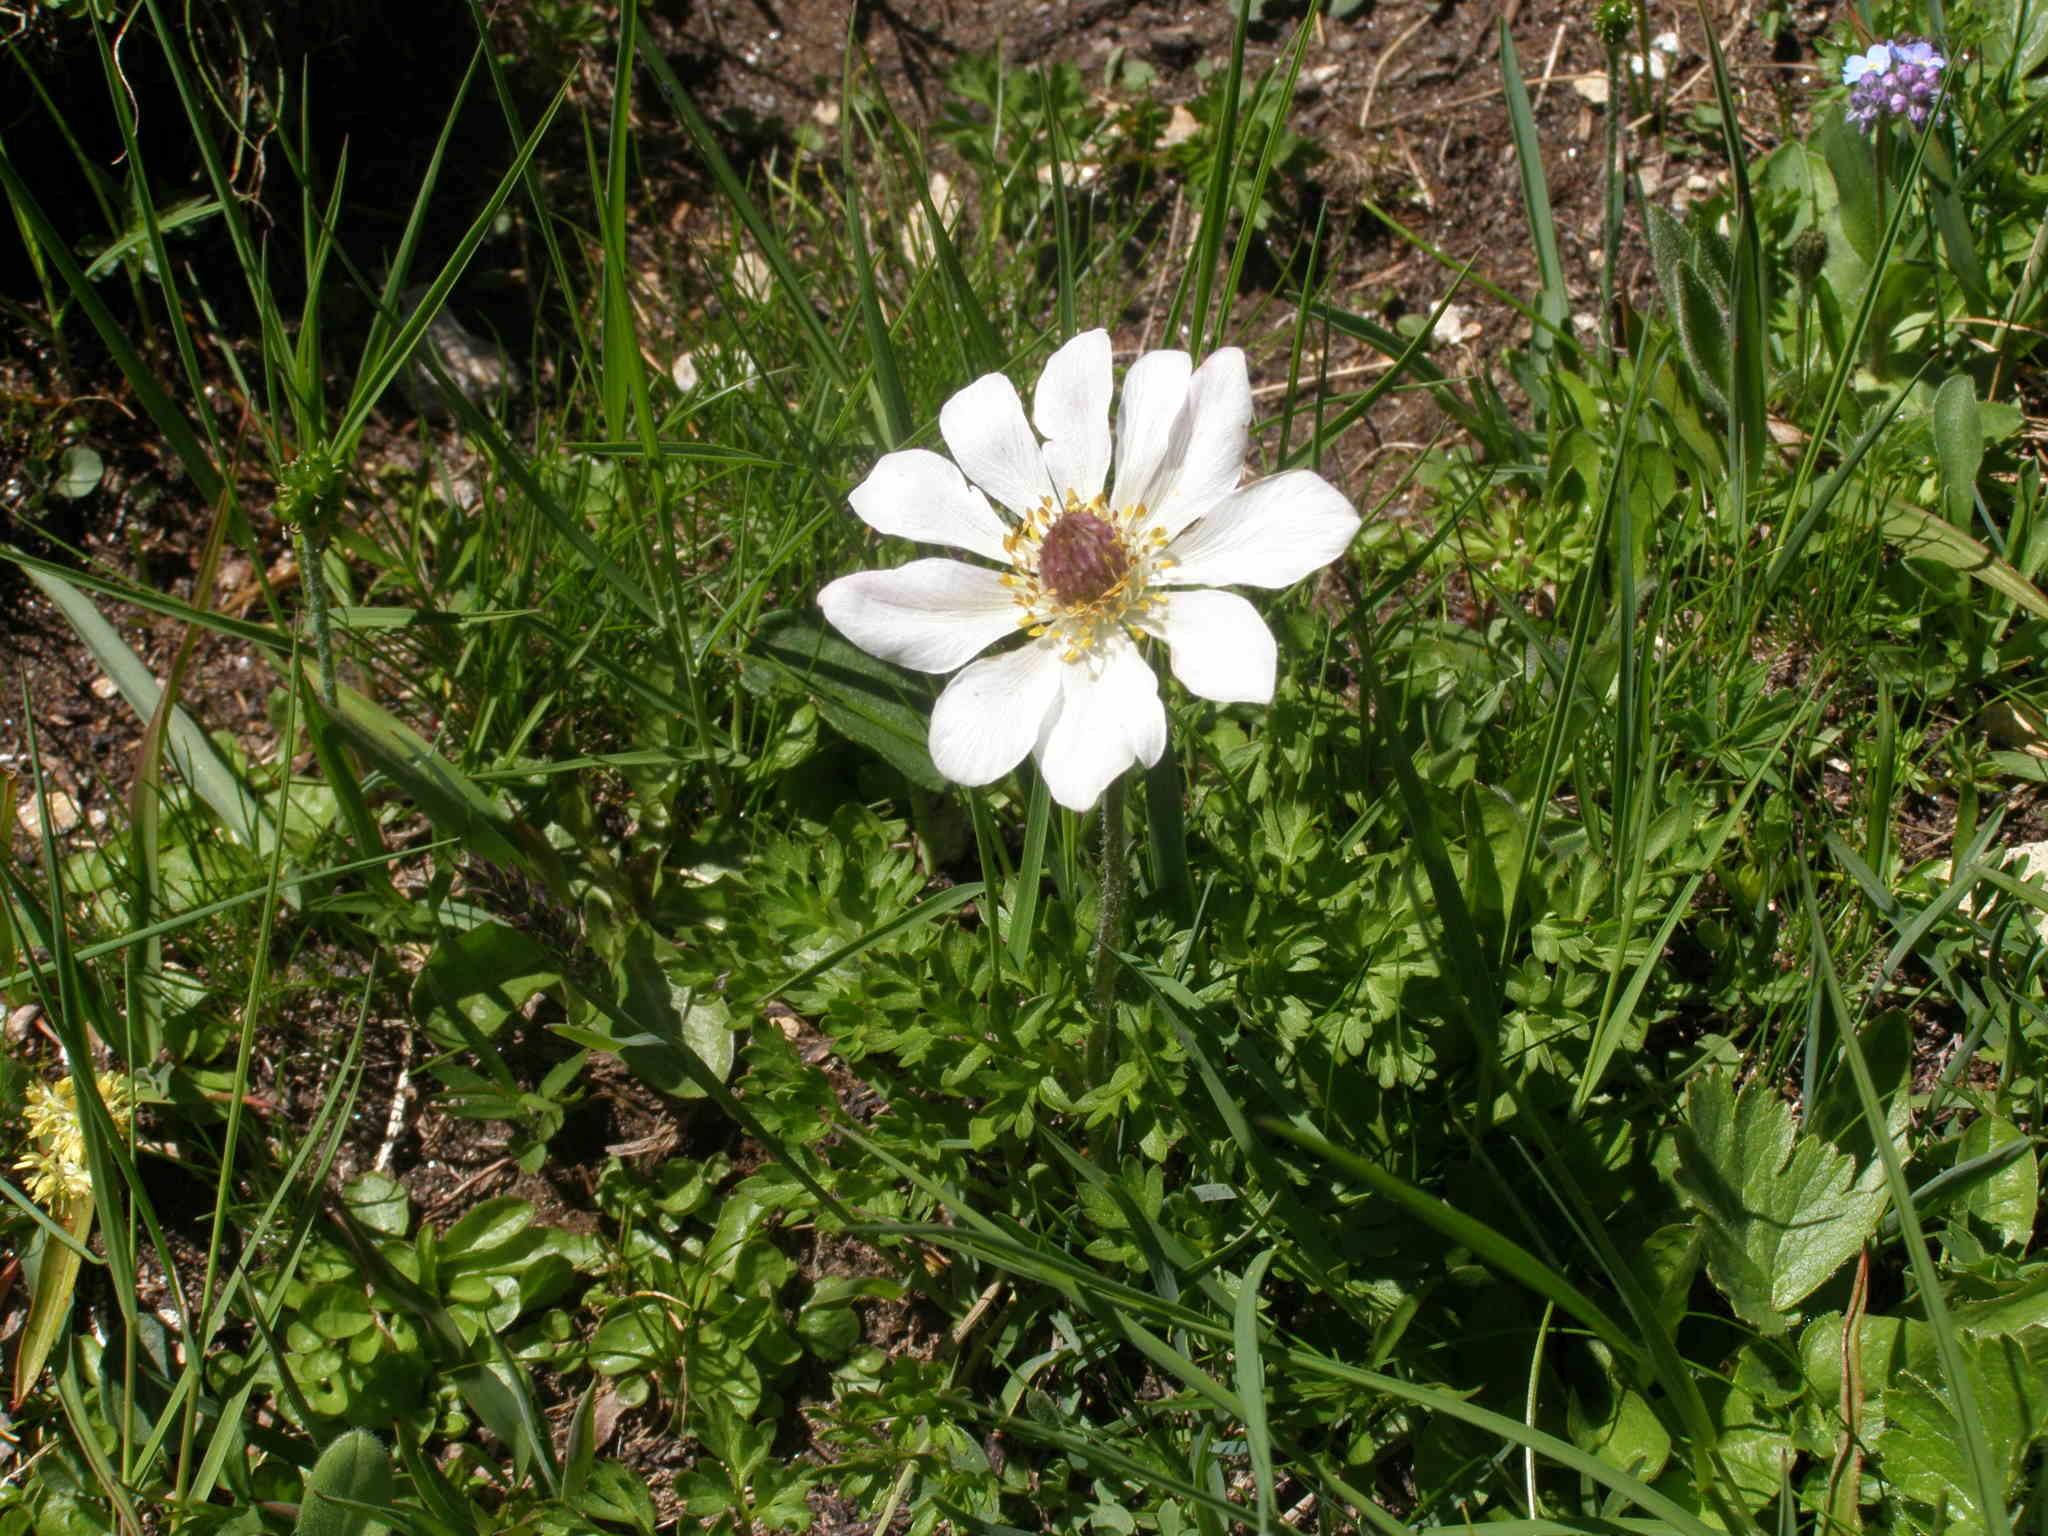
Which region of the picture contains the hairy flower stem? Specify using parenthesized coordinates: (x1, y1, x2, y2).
(1086, 774, 1129, 1079)
(297, 525, 339, 708)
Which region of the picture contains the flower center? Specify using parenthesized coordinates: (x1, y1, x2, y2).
(1000, 491, 1172, 664)
(1037, 510, 1130, 605)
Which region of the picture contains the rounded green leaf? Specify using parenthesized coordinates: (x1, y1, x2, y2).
(412, 923, 563, 1049)
(299, 1283, 375, 1341)
(55, 446, 103, 500)
(340, 1172, 410, 1238)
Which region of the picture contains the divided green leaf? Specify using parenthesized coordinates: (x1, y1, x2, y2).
(1673, 1072, 1888, 1336)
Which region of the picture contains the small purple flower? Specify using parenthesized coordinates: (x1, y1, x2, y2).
(1843, 34, 1947, 132)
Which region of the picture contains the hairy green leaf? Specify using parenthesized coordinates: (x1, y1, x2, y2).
(293, 1428, 393, 1536)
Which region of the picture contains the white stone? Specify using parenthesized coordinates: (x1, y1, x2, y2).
(17, 792, 79, 837)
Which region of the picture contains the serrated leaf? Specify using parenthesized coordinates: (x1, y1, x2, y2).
(1674, 1072, 1888, 1335)
(572, 1461, 660, 1531)
(740, 609, 944, 789)
(1957, 1115, 2037, 1250)
(1881, 1331, 2048, 1535)
(294, 1428, 393, 1536)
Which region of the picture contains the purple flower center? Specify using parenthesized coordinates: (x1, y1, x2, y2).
(1038, 510, 1130, 605)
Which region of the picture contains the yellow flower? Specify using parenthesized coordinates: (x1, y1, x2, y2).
(14, 1071, 133, 1212)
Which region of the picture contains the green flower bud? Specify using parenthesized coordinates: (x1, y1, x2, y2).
(1595, 0, 1635, 50)
(1790, 227, 1829, 287)
(275, 447, 342, 534)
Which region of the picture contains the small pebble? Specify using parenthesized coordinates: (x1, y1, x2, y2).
(17, 792, 80, 837)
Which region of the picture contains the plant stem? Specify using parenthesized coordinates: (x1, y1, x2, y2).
(297, 525, 338, 707)
(1086, 773, 1129, 1078)
(1600, 42, 1625, 368)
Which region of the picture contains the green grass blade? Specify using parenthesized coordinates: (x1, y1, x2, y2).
(334, 73, 569, 451)
(306, 660, 561, 891)
(1499, 19, 1568, 373)
(1257, 1120, 1643, 1367)
(27, 568, 274, 854)
(1272, 1350, 1723, 1536)
(1216, 19, 1315, 349)
(0, 547, 283, 650)
(1233, 1248, 1278, 1533)
(1006, 773, 1054, 971)
(637, 38, 851, 388)
(1040, 69, 1078, 341)
(14, 1195, 94, 1409)
(1143, 744, 1192, 924)
(763, 883, 984, 1002)
(1800, 871, 2012, 1536)
(1696, 0, 1767, 499)
(1171, 0, 1250, 351)
(841, 58, 912, 448)
(0, 149, 226, 508)
(599, 3, 641, 446)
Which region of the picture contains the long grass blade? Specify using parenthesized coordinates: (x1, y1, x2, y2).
(1800, 870, 2012, 1536)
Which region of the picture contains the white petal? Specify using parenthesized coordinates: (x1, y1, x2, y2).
(1034, 330, 1112, 503)
(1036, 634, 1166, 811)
(848, 449, 1012, 562)
(941, 372, 1057, 516)
(1152, 348, 1252, 539)
(1162, 470, 1360, 589)
(818, 560, 1020, 673)
(1110, 349, 1192, 515)
(929, 640, 1063, 785)
(1141, 588, 1276, 703)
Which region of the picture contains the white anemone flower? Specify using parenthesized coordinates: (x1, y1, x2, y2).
(819, 330, 1360, 811)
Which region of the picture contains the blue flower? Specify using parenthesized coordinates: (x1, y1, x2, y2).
(1842, 34, 1946, 131)
(1841, 43, 1892, 84)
